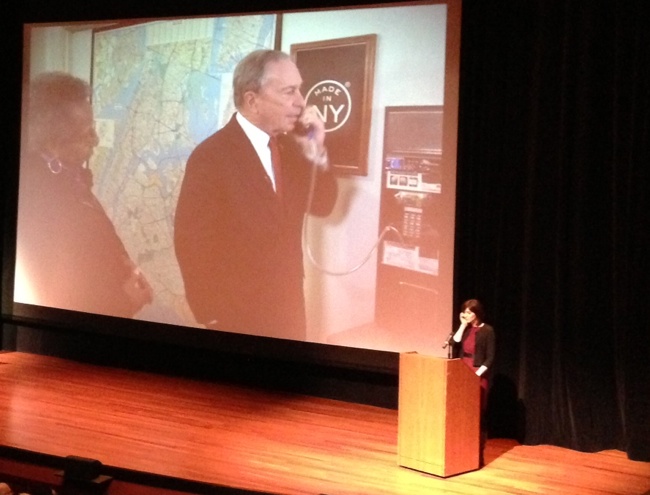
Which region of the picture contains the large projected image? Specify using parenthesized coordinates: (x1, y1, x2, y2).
(14, 1, 460, 356)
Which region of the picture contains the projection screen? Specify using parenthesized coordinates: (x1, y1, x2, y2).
(13, 0, 461, 358)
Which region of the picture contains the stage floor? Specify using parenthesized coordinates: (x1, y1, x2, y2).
(0, 351, 648, 494)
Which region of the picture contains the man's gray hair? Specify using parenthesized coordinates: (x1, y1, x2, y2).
(233, 50, 292, 109)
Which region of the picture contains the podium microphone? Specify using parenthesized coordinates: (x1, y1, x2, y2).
(442, 322, 467, 349)
(442, 332, 454, 349)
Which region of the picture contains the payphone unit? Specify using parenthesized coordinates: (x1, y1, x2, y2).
(375, 105, 444, 333)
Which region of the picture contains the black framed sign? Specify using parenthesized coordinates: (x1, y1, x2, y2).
(291, 34, 376, 176)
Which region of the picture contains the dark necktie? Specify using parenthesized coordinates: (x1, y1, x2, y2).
(269, 136, 283, 198)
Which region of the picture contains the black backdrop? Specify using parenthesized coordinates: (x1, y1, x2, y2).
(2, 0, 649, 463)
(455, 0, 649, 460)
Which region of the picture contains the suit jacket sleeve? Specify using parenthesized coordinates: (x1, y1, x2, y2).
(173, 119, 278, 325)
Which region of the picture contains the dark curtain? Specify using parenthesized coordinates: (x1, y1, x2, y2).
(455, 0, 650, 460)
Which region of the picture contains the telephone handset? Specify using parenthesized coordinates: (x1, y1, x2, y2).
(293, 110, 326, 166)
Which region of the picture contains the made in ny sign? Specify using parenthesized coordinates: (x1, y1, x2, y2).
(293, 34, 376, 175)
(305, 80, 352, 133)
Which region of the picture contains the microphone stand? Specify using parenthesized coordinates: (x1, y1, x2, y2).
(442, 332, 454, 359)
(442, 321, 466, 359)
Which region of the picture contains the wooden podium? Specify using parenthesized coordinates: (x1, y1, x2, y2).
(397, 353, 480, 477)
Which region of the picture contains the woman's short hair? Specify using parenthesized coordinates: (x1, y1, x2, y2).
(26, 71, 91, 151)
(232, 50, 292, 109)
(461, 298, 486, 322)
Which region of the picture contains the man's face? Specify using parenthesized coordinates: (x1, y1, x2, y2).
(52, 100, 99, 167)
(248, 58, 306, 136)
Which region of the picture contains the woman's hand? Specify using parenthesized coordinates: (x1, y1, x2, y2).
(123, 267, 154, 315)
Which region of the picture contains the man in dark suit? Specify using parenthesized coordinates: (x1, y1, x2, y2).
(174, 50, 338, 340)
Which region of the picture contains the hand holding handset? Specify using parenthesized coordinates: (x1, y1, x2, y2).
(293, 120, 314, 138)
(293, 106, 327, 167)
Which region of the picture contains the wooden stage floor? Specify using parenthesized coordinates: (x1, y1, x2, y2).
(0, 351, 648, 495)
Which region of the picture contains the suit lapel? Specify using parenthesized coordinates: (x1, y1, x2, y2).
(221, 116, 285, 221)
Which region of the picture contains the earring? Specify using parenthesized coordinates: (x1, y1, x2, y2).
(46, 156, 63, 174)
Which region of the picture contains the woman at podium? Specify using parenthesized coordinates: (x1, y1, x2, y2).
(451, 298, 495, 464)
